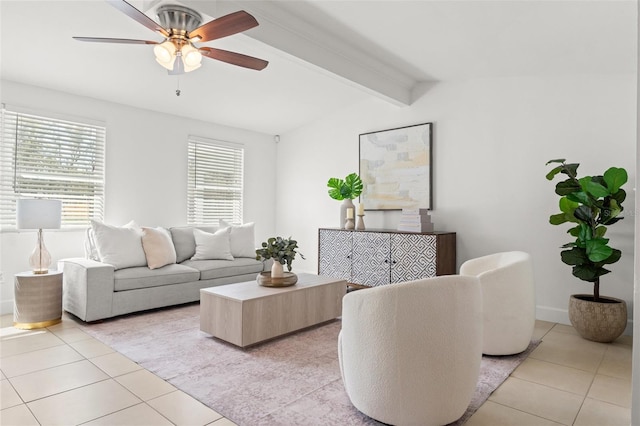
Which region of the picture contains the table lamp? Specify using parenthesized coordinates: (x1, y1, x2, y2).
(17, 199, 62, 274)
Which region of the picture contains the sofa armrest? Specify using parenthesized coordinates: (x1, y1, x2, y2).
(62, 258, 115, 322)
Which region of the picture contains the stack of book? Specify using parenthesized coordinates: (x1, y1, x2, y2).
(398, 208, 433, 232)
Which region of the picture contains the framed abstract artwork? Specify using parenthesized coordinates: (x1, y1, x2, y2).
(359, 122, 432, 210)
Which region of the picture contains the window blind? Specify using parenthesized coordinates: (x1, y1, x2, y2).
(0, 107, 106, 229)
(187, 136, 244, 225)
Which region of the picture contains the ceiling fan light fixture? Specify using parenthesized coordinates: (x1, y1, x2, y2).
(182, 61, 201, 73)
(156, 56, 176, 70)
(181, 43, 202, 68)
(73, 3, 268, 74)
(154, 40, 176, 65)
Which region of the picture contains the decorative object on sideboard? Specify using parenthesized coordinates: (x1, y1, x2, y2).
(356, 203, 366, 231)
(360, 122, 433, 210)
(17, 198, 62, 274)
(345, 207, 355, 230)
(546, 158, 628, 343)
(327, 172, 363, 228)
(255, 236, 305, 285)
(398, 208, 433, 232)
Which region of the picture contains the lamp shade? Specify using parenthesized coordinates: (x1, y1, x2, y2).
(154, 41, 177, 71)
(17, 199, 62, 230)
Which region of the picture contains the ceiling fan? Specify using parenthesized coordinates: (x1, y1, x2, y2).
(73, 0, 269, 74)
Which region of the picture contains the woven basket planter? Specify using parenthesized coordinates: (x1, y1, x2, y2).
(568, 294, 627, 343)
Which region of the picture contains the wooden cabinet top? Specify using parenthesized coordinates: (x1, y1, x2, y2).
(319, 228, 455, 236)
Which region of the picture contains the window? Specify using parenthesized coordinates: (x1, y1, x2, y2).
(187, 136, 244, 225)
(0, 106, 106, 229)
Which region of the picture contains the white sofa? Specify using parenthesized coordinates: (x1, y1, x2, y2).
(63, 223, 268, 322)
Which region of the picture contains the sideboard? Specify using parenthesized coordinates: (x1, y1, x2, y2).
(318, 228, 456, 287)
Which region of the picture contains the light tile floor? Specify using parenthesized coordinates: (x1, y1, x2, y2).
(0, 315, 632, 425)
(467, 321, 633, 426)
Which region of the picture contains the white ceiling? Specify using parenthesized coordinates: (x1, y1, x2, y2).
(1, 1, 636, 135)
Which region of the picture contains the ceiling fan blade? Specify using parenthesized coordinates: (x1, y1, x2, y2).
(200, 47, 268, 71)
(188, 10, 258, 42)
(73, 37, 158, 45)
(106, 0, 169, 37)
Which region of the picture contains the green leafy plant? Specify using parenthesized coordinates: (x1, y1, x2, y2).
(327, 173, 363, 200)
(546, 159, 628, 302)
(255, 237, 305, 272)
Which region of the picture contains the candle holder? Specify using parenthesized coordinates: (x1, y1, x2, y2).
(356, 214, 365, 230)
(345, 218, 355, 230)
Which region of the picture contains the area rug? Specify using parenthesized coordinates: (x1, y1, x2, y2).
(78, 303, 539, 426)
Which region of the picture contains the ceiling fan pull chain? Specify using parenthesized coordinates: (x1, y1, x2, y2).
(176, 76, 181, 97)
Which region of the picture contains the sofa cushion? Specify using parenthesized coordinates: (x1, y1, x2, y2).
(142, 227, 177, 269)
(220, 220, 256, 258)
(181, 258, 263, 280)
(192, 228, 234, 261)
(91, 220, 147, 270)
(114, 263, 200, 292)
(170, 226, 219, 263)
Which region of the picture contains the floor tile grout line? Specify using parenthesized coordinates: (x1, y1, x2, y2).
(3, 356, 99, 381)
(526, 353, 603, 375)
(518, 355, 607, 376)
(487, 400, 571, 425)
(569, 342, 609, 425)
(17, 377, 126, 406)
(75, 401, 178, 426)
(504, 375, 594, 398)
(257, 376, 344, 420)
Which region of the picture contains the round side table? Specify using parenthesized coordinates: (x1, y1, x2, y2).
(13, 270, 63, 329)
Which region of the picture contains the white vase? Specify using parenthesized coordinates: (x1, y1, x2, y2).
(340, 199, 355, 229)
(271, 261, 284, 278)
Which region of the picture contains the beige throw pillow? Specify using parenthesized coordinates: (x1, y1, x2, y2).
(191, 228, 234, 261)
(142, 227, 177, 269)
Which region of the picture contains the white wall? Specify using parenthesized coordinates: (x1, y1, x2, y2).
(0, 80, 277, 314)
(276, 74, 637, 331)
(632, 15, 640, 422)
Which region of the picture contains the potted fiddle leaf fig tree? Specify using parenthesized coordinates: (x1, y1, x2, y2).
(546, 158, 628, 342)
(327, 172, 363, 228)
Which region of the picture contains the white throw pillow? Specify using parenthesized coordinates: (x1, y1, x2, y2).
(90, 220, 147, 269)
(141, 227, 177, 269)
(220, 220, 256, 258)
(191, 228, 234, 261)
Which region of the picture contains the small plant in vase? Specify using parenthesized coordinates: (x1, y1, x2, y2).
(327, 172, 363, 228)
(256, 237, 305, 278)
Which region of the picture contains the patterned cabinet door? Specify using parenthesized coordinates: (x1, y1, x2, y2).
(352, 232, 391, 287)
(390, 233, 437, 283)
(318, 229, 353, 282)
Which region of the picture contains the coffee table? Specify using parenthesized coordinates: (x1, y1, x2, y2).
(200, 273, 346, 347)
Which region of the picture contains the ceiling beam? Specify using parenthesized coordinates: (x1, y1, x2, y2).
(182, 0, 416, 106)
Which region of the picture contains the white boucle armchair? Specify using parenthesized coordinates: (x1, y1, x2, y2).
(460, 251, 535, 356)
(338, 275, 483, 426)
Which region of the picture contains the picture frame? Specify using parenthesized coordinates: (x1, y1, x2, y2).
(359, 122, 432, 210)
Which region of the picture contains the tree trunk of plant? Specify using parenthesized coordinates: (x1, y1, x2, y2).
(593, 277, 600, 302)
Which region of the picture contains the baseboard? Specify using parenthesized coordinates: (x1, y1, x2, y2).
(536, 305, 570, 325)
(536, 304, 634, 336)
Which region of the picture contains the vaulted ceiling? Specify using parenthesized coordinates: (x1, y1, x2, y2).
(1, 1, 636, 135)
